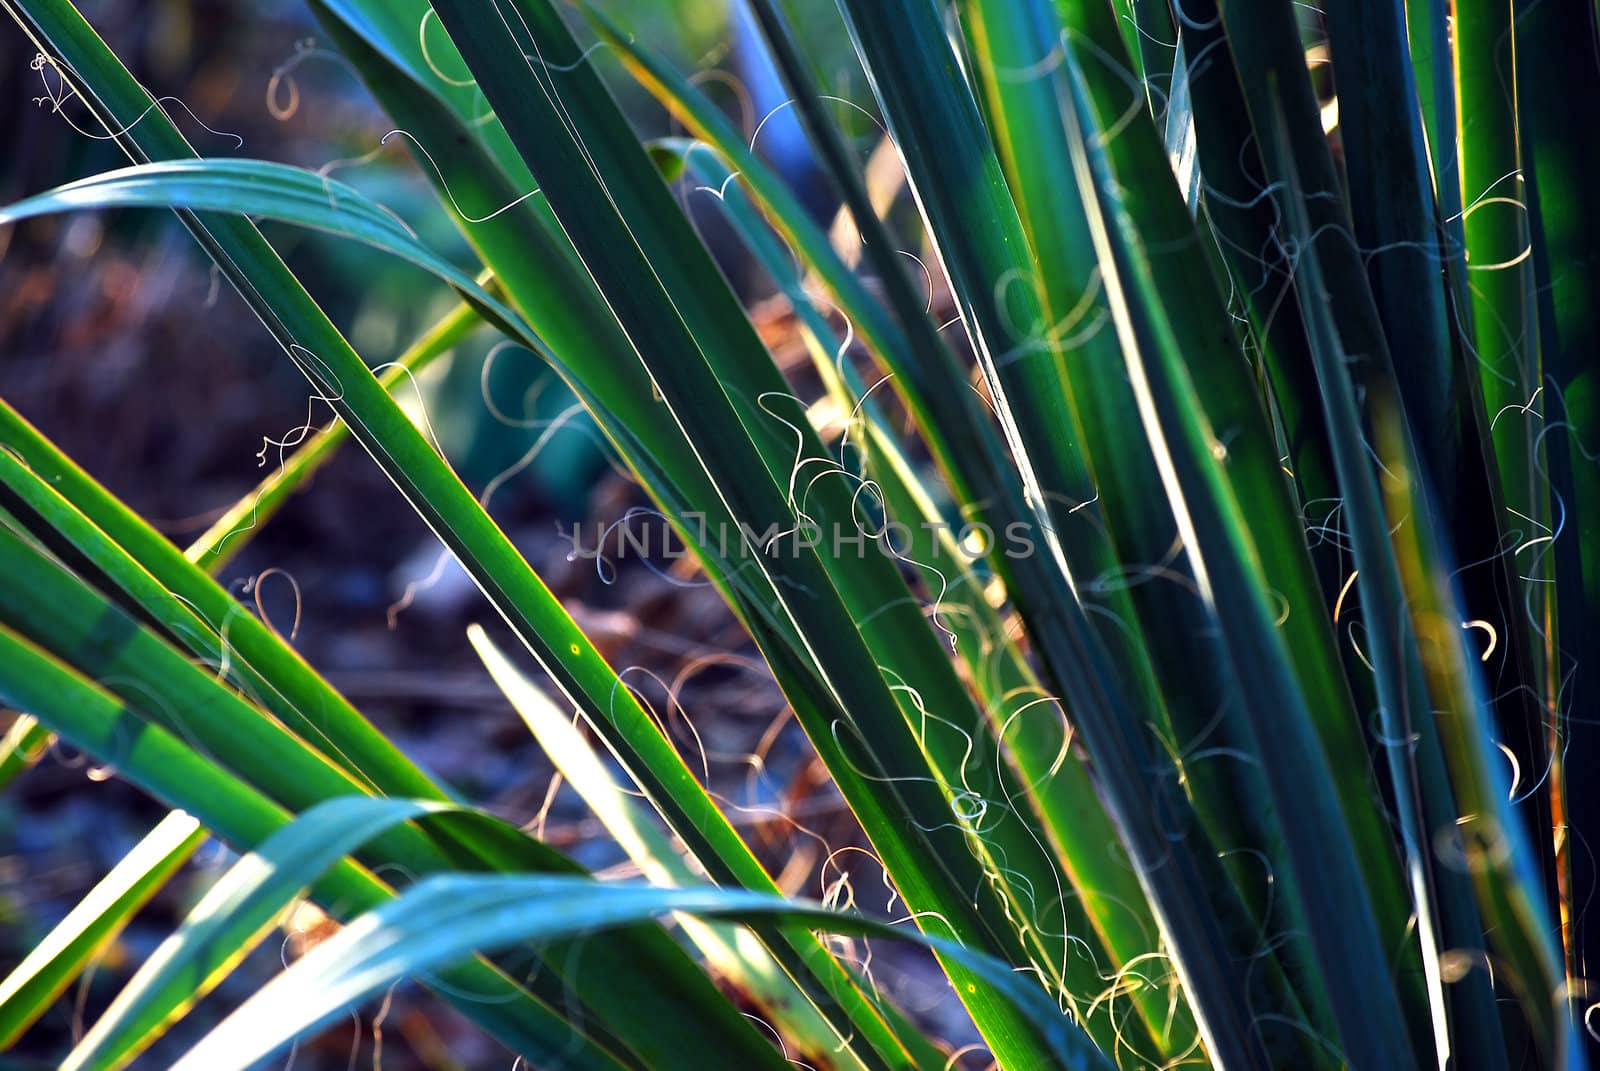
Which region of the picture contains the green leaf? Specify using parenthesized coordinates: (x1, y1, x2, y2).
(0, 517, 790, 1071)
(0, 408, 449, 802)
(1321, 0, 1458, 492)
(1374, 392, 1579, 1063)
(301, 18, 1100, 1062)
(0, 621, 632, 1071)
(0, 811, 205, 1049)
(1455, 0, 1557, 805)
(0, 153, 936, 1071)
(1321, 10, 1550, 892)
(0, 19, 988, 1065)
(468, 626, 886, 1071)
(1208, 4, 1558, 1024)
(1164, 0, 1339, 526)
(170, 874, 1113, 1071)
(1051, 34, 1418, 1066)
(1077, 1, 1437, 1046)
(955, 9, 1331, 1055)
(1512, 0, 1600, 995)
(665, 131, 1193, 1061)
(0, 715, 50, 794)
(1263, 106, 1504, 1067)
(421, 5, 1113, 1065)
(742, 5, 1312, 1064)
(67, 798, 763, 1071)
(0, 160, 529, 346)
(578, 1, 1012, 516)
(61, 798, 445, 1071)
(306, 27, 1077, 1025)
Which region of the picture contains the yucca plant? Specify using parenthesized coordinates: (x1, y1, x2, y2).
(0, 0, 1595, 1066)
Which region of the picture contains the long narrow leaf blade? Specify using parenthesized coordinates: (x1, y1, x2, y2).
(0, 811, 204, 1049)
(170, 874, 1112, 1071)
